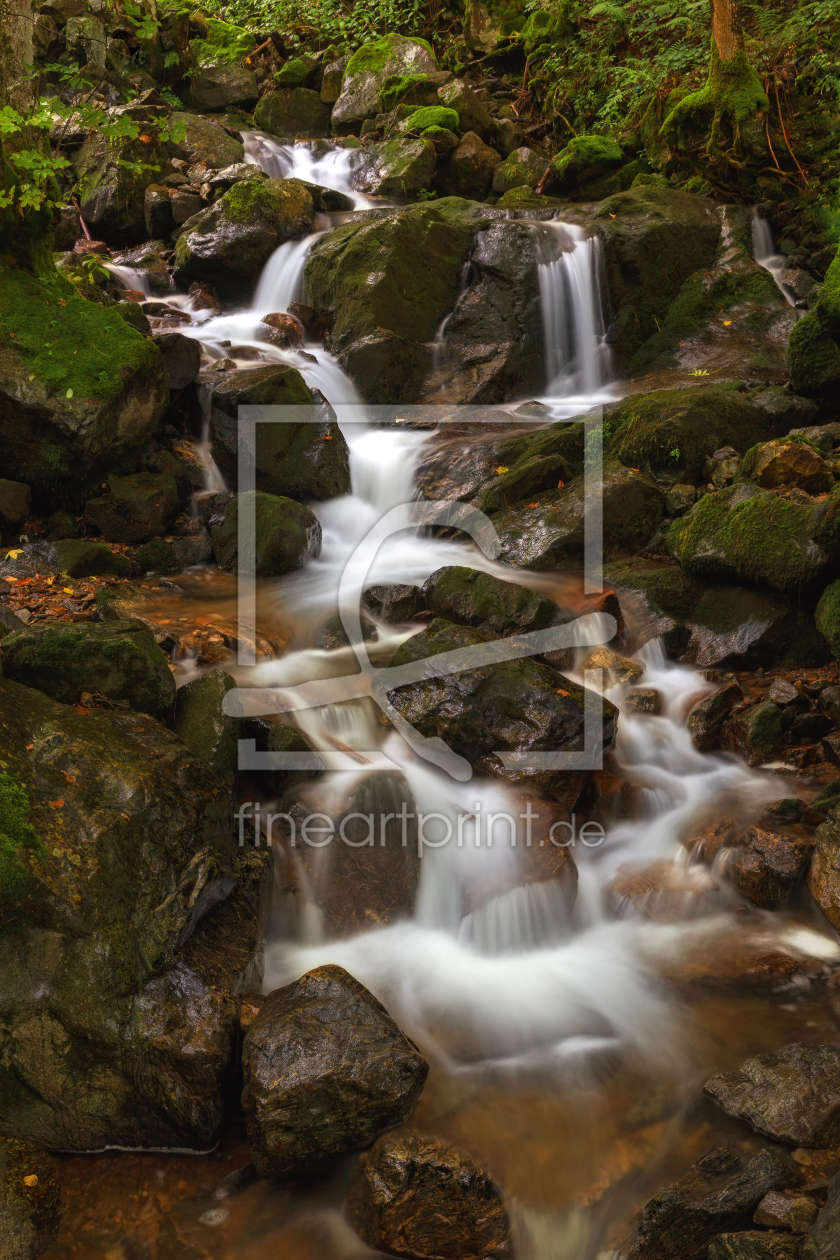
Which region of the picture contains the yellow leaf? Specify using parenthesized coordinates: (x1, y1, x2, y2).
(63, 587, 74, 594)
(5, 549, 23, 559)
(23, 1175, 38, 1187)
(493, 466, 509, 475)
(723, 320, 732, 326)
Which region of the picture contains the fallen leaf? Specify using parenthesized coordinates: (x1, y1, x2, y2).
(527, 502, 540, 507)
(4, 576, 17, 583)
(23, 1175, 38, 1187)
(63, 587, 74, 594)
(557, 480, 565, 488)
(723, 320, 732, 326)
(60, 770, 77, 784)
(493, 466, 509, 475)
(75, 705, 90, 715)
(121, 812, 130, 820)
(321, 435, 333, 441)
(5, 549, 23, 559)
(139, 133, 152, 143)
(26, 744, 34, 751)
(556, 688, 570, 696)
(609, 213, 616, 219)
(49, 799, 65, 809)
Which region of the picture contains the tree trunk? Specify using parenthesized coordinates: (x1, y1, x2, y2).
(661, 0, 768, 159)
(0, 0, 56, 275)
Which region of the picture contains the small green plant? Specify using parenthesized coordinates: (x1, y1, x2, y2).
(689, 368, 710, 376)
(0, 774, 46, 907)
(415, 187, 438, 200)
(669, 446, 681, 463)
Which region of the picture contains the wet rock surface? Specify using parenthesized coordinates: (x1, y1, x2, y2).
(704, 1044, 840, 1147)
(0, 1138, 61, 1260)
(241, 965, 428, 1177)
(347, 1129, 512, 1259)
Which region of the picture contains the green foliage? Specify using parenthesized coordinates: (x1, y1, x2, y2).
(192, 16, 255, 66)
(0, 774, 45, 907)
(400, 105, 460, 133)
(218, 0, 431, 51)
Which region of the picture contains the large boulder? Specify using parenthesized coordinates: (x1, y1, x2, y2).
(348, 1130, 511, 1259)
(173, 178, 315, 302)
(422, 565, 569, 637)
(73, 131, 172, 246)
(704, 1044, 840, 1148)
(490, 460, 664, 569)
(438, 78, 495, 141)
(207, 365, 351, 499)
(668, 483, 840, 595)
(732, 826, 814, 909)
(254, 87, 332, 138)
(349, 136, 436, 200)
(304, 200, 474, 402)
(84, 471, 181, 543)
(332, 33, 437, 129)
(423, 218, 547, 403)
(433, 130, 502, 200)
(626, 1146, 800, 1260)
(0, 271, 168, 501)
(595, 186, 722, 367)
(168, 112, 245, 169)
(172, 669, 239, 786)
(789, 311, 840, 398)
(210, 490, 322, 576)
(0, 1138, 61, 1259)
(0, 479, 31, 526)
(188, 64, 258, 111)
(0, 677, 268, 1150)
(0, 620, 176, 717)
(549, 135, 623, 194)
(604, 386, 773, 486)
(492, 145, 547, 193)
(241, 965, 428, 1177)
(386, 618, 617, 798)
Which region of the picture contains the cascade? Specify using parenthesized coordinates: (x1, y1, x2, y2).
(751, 207, 796, 305)
(537, 221, 614, 400)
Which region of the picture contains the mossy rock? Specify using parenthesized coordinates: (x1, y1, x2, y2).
(1, 619, 176, 717)
(398, 105, 460, 134)
(422, 565, 568, 637)
(420, 125, 459, 158)
(817, 580, 840, 659)
(84, 472, 181, 545)
(211, 490, 322, 577)
(192, 17, 255, 67)
(113, 301, 151, 335)
(169, 112, 245, 169)
(668, 483, 840, 594)
(350, 136, 437, 200)
(208, 365, 350, 500)
(0, 1137, 61, 1254)
(604, 385, 773, 484)
(788, 310, 840, 398)
(594, 186, 724, 365)
(0, 269, 168, 501)
(333, 34, 437, 129)
(817, 244, 840, 343)
(274, 57, 311, 88)
(304, 200, 474, 400)
(549, 134, 623, 192)
(520, 9, 567, 56)
(253, 87, 332, 139)
(0, 674, 245, 1150)
(74, 130, 172, 246)
(173, 669, 239, 785)
(492, 146, 547, 193)
(437, 80, 495, 142)
(173, 178, 315, 302)
(52, 538, 131, 578)
(379, 73, 440, 112)
(0, 772, 47, 909)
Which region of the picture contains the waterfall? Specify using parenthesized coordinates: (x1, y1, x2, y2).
(538, 222, 613, 398)
(104, 261, 151, 295)
(243, 131, 376, 210)
(252, 234, 319, 312)
(750, 207, 796, 306)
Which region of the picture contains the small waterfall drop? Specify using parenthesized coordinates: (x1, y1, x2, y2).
(538, 222, 613, 398)
(750, 207, 795, 305)
(243, 132, 376, 210)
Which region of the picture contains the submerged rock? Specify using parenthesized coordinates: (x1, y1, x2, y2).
(241, 965, 428, 1177)
(704, 1044, 840, 1147)
(348, 1129, 511, 1259)
(708, 1232, 802, 1260)
(173, 178, 315, 302)
(0, 1138, 61, 1260)
(386, 618, 617, 798)
(1, 620, 176, 717)
(626, 1145, 800, 1260)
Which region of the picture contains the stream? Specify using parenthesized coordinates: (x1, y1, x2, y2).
(56, 139, 840, 1260)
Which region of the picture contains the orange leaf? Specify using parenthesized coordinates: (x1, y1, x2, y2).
(26, 743, 34, 751)
(121, 812, 130, 820)
(557, 480, 565, 488)
(556, 688, 569, 696)
(60, 770, 77, 784)
(49, 799, 64, 809)
(139, 133, 152, 144)
(23, 1175, 38, 1187)
(75, 705, 90, 715)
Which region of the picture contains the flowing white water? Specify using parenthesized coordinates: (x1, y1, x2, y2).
(243, 132, 377, 210)
(538, 221, 614, 402)
(751, 207, 796, 305)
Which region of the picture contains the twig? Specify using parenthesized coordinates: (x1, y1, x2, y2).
(773, 80, 809, 187)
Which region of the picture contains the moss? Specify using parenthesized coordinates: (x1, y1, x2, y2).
(346, 33, 434, 78)
(0, 268, 159, 408)
(816, 580, 840, 659)
(192, 17, 255, 68)
(661, 43, 769, 153)
(400, 106, 460, 134)
(379, 73, 435, 112)
(668, 485, 826, 594)
(521, 9, 567, 56)
(788, 310, 840, 397)
(632, 172, 671, 189)
(0, 774, 45, 907)
(274, 57, 309, 87)
(550, 134, 623, 189)
(136, 539, 178, 574)
(817, 245, 840, 343)
(52, 540, 131, 578)
(630, 263, 783, 375)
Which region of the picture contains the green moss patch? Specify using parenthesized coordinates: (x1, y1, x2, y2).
(192, 18, 255, 68)
(0, 268, 159, 408)
(400, 105, 460, 134)
(550, 135, 623, 190)
(816, 579, 840, 659)
(0, 773, 45, 907)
